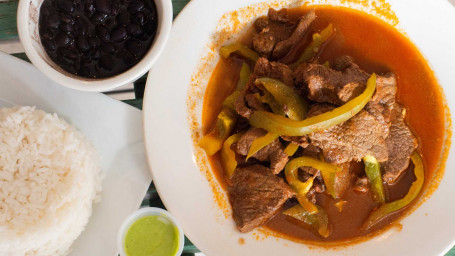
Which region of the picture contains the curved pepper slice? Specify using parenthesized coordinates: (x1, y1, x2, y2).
(220, 43, 260, 63)
(249, 73, 377, 136)
(255, 77, 308, 120)
(363, 155, 386, 204)
(285, 157, 324, 214)
(221, 133, 243, 179)
(223, 63, 252, 109)
(284, 143, 299, 156)
(246, 132, 279, 160)
(283, 204, 330, 238)
(198, 107, 237, 156)
(292, 23, 335, 68)
(362, 152, 424, 230)
(255, 92, 285, 116)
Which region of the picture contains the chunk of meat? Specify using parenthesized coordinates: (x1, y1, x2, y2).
(281, 135, 309, 148)
(272, 10, 316, 59)
(382, 105, 418, 184)
(229, 165, 294, 232)
(254, 57, 294, 87)
(234, 128, 289, 174)
(234, 74, 263, 118)
(252, 9, 294, 57)
(294, 56, 369, 105)
(332, 162, 352, 198)
(308, 104, 389, 164)
(353, 176, 369, 194)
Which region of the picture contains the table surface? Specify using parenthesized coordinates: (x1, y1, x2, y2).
(0, 0, 454, 255)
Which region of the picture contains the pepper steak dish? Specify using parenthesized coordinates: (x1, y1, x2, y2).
(199, 6, 446, 242)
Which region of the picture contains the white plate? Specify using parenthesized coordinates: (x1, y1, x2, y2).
(0, 52, 152, 256)
(143, 0, 455, 255)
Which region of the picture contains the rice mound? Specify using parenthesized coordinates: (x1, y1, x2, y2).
(0, 106, 102, 256)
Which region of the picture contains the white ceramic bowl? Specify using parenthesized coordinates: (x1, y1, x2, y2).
(117, 207, 184, 256)
(17, 0, 172, 92)
(143, 0, 455, 255)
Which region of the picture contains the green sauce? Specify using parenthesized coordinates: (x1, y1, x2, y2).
(124, 215, 179, 256)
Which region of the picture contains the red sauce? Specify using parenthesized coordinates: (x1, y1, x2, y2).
(201, 6, 446, 242)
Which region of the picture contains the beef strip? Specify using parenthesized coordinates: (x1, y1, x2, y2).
(234, 57, 294, 118)
(271, 9, 316, 59)
(229, 165, 294, 232)
(254, 57, 294, 87)
(363, 72, 417, 184)
(234, 127, 289, 174)
(308, 104, 389, 164)
(294, 55, 370, 105)
(382, 105, 418, 184)
(281, 135, 310, 148)
(252, 9, 294, 57)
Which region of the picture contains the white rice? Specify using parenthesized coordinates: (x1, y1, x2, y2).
(0, 106, 102, 256)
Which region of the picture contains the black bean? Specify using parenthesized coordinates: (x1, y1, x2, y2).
(144, 21, 156, 36)
(57, 47, 80, 60)
(125, 39, 142, 57)
(95, 0, 110, 14)
(60, 23, 74, 33)
(55, 34, 73, 47)
(122, 50, 136, 65)
(91, 12, 108, 24)
(105, 18, 117, 29)
(88, 35, 101, 48)
(77, 37, 90, 51)
(74, 18, 88, 36)
(110, 27, 128, 42)
(133, 11, 145, 25)
(86, 49, 101, 60)
(61, 13, 75, 24)
(117, 12, 130, 25)
(111, 1, 119, 16)
(96, 25, 111, 42)
(45, 13, 61, 29)
(57, 0, 75, 13)
(85, 2, 95, 13)
(42, 39, 56, 51)
(127, 0, 144, 13)
(42, 29, 57, 40)
(101, 43, 117, 54)
(100, 55, 115, 70)
(126, 23, 143, 37)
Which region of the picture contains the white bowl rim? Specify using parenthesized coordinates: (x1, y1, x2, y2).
(17, 0, 173, 92)
(117, 207, 185, 256)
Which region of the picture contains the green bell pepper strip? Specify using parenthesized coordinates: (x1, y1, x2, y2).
(283, 204, 330, 238)
(255, 92, 286, 116)
(362, 152, 425, 230)
(255, 77, 308, 120)
(220, 43, 260, 63)
(222, 63, 252, 109)
(221, 133, 243, 179)
(199, 63, 251, 156)
(284, 142, 299, 156)
(291, 23, 335, 68)
(246, 132, 279, 160)
(198, 107, 237, 156)
(363, 155, 386, 204)
(285, 157, 324, 214)
(249, 73, 377, 136)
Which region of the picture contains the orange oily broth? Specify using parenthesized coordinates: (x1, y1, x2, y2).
(201, 6, 446, 242)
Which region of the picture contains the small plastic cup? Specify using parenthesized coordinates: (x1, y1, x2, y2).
(117, 207, 184, 256)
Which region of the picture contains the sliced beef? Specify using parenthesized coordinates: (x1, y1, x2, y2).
(271, 9, 316, 59)
(294, 56, 369, 105)
(254, 57, 294, 87)
(332, 162, 352, 198)
(229, 165, 294, 232)
(308, 104, 389, 164)
(252, 9, 294, 57)
(281, 135, 309, 148)
(382, 105, 418, 184)
(234, 127, 288, 174)
(234, 57, 294, 118)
